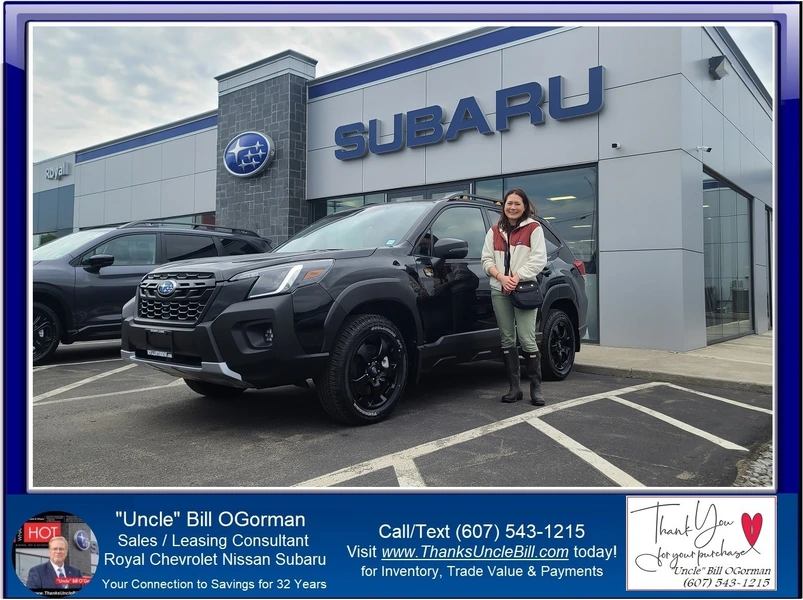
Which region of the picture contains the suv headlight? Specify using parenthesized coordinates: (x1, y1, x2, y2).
(230, 260, 333, 299)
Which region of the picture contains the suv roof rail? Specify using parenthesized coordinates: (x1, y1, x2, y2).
(443, 193, 502, 206)
(119, 220, 261, 237)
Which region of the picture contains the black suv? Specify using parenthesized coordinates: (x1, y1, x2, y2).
(33, 221, 271, 365)
(121, 196, 588, 424)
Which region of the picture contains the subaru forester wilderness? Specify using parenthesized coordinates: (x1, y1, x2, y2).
(121, 195, 588, 425)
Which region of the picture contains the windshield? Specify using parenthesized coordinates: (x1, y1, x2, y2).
(32, 228, 114, 261)
(276, 203, 430, 253)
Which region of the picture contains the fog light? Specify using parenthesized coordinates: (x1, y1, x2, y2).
(264, 327, 274, 344)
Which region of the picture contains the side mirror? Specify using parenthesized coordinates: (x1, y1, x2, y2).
(433, 238, 469, 260)
(84, 254, 115, 272)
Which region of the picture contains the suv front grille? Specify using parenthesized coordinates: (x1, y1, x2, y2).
(138, 272, 216, 323)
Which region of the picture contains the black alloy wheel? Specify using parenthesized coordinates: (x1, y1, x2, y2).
(541, 309, 576, 381)
(318, 314, 408, 425)
(348, 331, 403, 413)
(33, 302, 61, 365)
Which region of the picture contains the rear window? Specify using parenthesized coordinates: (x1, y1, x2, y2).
(220, 238, 262, 256)
(164, 234, 217, 262)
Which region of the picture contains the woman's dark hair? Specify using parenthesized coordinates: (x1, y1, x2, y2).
(497, 188, 535, 232)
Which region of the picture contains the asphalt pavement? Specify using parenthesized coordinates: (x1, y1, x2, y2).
(31, 338, 773, 490)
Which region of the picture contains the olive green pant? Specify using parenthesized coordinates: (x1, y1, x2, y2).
(491, 288, 539, 354)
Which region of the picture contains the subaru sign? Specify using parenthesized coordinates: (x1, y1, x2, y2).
(73, 530, 91, 551)
(335, 66, 605, 160)
(223, 131, 275, 177)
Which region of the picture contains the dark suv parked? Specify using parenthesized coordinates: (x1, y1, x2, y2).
(121, 195, 588, 424)
(33, 221, 271, 365)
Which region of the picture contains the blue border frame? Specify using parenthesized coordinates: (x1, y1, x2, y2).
(5, 3, 801, 598)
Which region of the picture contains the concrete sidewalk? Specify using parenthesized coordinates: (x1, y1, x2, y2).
(574, 332, 773, 394)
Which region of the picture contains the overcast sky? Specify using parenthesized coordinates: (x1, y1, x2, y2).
(31, 24, 773, 162)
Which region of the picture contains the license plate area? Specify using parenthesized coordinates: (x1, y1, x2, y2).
(146, 329, 173, 359)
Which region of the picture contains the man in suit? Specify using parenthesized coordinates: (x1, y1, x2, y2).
(26, 536, 83, 591)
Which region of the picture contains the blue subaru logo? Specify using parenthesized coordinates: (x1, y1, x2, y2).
(224, 131, 275, 178)
(73, 530, 91, 552)
(157, 280, 177, 297)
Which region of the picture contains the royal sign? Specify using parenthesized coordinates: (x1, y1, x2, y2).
(45, 162, 70, 180)
(334, 66, 605, 161)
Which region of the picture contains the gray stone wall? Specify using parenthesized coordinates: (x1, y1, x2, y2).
(216, 73, 309, 244)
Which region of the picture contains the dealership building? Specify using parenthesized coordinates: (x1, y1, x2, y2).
(32, 25, 773, 351)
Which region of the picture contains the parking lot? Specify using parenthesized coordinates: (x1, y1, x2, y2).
(32, 341, 772, 489)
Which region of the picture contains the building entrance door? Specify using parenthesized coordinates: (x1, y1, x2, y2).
(703, 177, 754, 344)
(766, 207, 772, 329)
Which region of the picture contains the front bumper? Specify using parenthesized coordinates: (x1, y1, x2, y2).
(120, 350, 251, 388)
(121, 290, 329, 389)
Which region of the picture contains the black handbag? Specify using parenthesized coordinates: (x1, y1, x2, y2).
(504, 239, 544, 310)
(510, 279, 543, 309)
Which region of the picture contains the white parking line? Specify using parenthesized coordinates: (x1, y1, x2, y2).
(34, 358, 123, 371)
(609, 396, 748, 451)
(293, 381, 665, 487)
(394, 459, 427, 487)
(525, 418, 644, 487)
(32, 365, 137, 402)
(34, 379, 184, 407)
(663, 383, 773, 414)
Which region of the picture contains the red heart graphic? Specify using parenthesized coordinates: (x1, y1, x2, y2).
(742, 513, 762, 547)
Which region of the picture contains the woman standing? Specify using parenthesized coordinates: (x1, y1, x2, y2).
(481, 189, 548, 405)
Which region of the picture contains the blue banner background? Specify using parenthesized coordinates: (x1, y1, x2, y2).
(4, 494, 800, 598)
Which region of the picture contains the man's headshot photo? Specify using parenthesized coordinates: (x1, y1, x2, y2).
(25, 536, 84, 592)
(12, 512, 96, 595)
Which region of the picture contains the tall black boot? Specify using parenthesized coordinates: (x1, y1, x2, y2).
(501, 347, 523, 403)
(524, 352, 545, 406)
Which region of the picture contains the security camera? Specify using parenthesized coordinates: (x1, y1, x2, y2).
(611, 142, 622, 149)
(697, 145, 713, 153)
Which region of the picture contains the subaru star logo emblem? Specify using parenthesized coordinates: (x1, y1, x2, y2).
(157, 280, 177, 297)
(73, 530, 91, 552)
(224, 131, 275, 178)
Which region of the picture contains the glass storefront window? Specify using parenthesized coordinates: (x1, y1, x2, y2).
(500, 167, 599, 341)
(703, 177, 753, 344)
(475, 178, 503, 200)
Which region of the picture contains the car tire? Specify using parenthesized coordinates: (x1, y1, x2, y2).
(33, 302, 61, 366)
(184, 379, 246, 398)
(541, 309, 576, 381)
(318, 314, 408, 425)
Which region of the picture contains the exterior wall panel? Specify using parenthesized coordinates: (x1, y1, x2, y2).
(426, 51, 501, 113)
(105, 152, 133, 190)
(363, 73, 427, 128)
(702, 98, 725, 174)
(362, 138, 425, 192)
(130, 182, 161, 221)
(131, 145, 163, 185)
(599, 27, 681, 89)
(104, 187, 133, 224)
(160, 174, 195, 217)
(598, 249, 688, 350)
(598, 76, 682, 160)
(502, 27, 598, 96)
(161, 135, 196, 179)
(501, 103, 598, 173)
(598, 151, 685, 252)
(307, 89, 362, 152)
